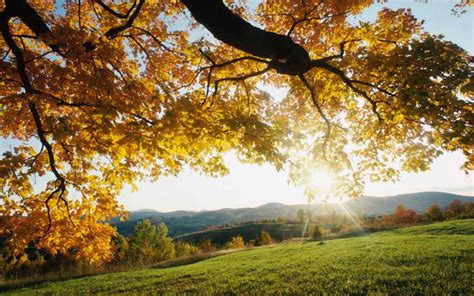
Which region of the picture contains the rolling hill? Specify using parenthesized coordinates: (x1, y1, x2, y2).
(6, 219, 474, 295)
(174, 222, 306, 246)
(114, 191, 473, 237)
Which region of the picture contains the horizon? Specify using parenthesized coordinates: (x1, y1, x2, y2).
(129, 190, 474, 213)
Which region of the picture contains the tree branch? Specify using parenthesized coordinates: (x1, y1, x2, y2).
(180, 0, 312, 75)
(93, 0, 137, 19)
(104, 0, 145, 39)
(299, 73, 331, 160)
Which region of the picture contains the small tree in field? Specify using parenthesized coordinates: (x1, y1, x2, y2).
(445, 200, 465, 219)
(174, 241, 199, 257)
(225, 236, 245, 250)
(128, 220, 175, 265)
(154, 223, 176, 261)
(297, 209, 306, 223)
(393, 205, 419, 225)
(308, 224, 322, 240)
(199, 239, 216, 253)
(463, 202, 474, 218)
(259, 230, 273, 245)
(426, 204, 444, 222)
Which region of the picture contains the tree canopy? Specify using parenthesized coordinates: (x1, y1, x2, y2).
(0, 0, 472, 263)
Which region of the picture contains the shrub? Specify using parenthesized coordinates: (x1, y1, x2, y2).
(174, 241, 199, 257)
(393, 205, 419, 225)
(199, 239, 216, 253)
(308, 225, 322, 240)
(225, 236, 245, 249)
(446, 200, 465, 220)
(426, 204, 444, 222)
(259, 230, 272, 245)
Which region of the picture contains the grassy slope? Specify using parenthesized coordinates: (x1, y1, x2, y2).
(8, 220, 474, 295)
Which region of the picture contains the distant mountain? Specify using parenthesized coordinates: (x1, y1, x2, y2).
(114, 191, 473, 237)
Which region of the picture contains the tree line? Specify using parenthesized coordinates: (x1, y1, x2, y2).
(1, 220, 274, 280)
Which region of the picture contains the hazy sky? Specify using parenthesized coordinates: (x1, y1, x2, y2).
(116, 0, 474, 212)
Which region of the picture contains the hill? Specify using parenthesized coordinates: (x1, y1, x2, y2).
(174, 223, 305, 246)
(114, 191, 473, 237)
(7, 219, 474, 295)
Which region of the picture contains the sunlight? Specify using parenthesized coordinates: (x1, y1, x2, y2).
(336, 203, 365, 233)
(307, 168, 337, 201)
(309, 169, 334, 192)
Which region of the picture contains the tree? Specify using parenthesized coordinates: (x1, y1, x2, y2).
(0, 0, 472, 263)
(426, 204, 444, 222)
(174, 241, 199, 257)
(308, 224, 322, 240)
(225, 235, 245, 249)
(259, 230, 273, 245)
(393, 205, 419, 225)
(445, 200, 465, 219)
(464, 202, 474, 218)
(110, 234, 129, 263)
(297, 209, 306, 223)
(128, 220, 175, 265)
(199, 239, 216, 254)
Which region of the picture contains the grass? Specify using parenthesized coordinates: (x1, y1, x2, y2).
(4, 219, 474, 295)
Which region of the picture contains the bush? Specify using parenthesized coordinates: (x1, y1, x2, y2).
(199, 239, 216, 253)
(393, 205, 419, 225)
(308, 225, 322, 240)
(225, 236, 245, 249)
(259, 230, 272, 245)
(446, 200, 465, 220)
(174, 241, 199, 257)
(426, 204, 444, 222)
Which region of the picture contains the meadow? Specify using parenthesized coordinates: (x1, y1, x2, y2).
(3, 219, 473, 295)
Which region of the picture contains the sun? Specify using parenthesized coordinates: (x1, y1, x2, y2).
(309, 169, 334, 193)
(306, 168, 348, 204)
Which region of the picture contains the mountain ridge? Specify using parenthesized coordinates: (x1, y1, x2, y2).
(131, 191, 472, 216)
(114, 191, 473, 237)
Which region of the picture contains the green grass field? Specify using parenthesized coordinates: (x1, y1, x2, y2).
(5, 219, 474, 295)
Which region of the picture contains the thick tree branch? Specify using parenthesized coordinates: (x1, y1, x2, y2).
(0, 10, 32, 91)
(180, 0, 312, 75)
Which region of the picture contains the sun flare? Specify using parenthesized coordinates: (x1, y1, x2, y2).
(307, 168, 349, 204)
(309, 169, 334, 193)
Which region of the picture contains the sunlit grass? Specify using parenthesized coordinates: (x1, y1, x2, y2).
(6, 220, 473, 295)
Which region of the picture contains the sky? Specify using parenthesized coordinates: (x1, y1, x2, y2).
(116, 0, 474, 212)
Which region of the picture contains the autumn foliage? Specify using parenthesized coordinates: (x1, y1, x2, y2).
(0, 0, 472, 263)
